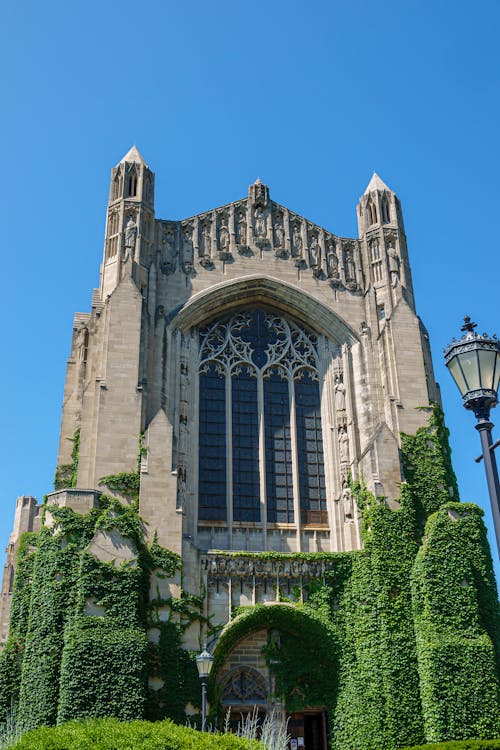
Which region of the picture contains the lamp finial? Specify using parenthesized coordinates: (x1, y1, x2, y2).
(461, 316, 477, 334)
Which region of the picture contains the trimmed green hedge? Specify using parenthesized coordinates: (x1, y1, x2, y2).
(400, 741, 500, 750)
(8, 721, 500, 750)
(9, 718, 261, 750)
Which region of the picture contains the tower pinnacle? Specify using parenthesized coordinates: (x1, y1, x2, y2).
(363, 172, 392, 195)
(117, 145, 148, 167)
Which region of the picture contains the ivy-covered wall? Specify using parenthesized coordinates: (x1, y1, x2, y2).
(0, 454, 203, 731)
(209, 406, 500, 749)
(0, 407, 499, 749)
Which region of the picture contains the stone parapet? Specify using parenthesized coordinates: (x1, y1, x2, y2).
(45, 489, 100, 517)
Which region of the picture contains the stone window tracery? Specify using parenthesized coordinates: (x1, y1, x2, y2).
(369, 239, 383, 283)
(197, 308, 326, 526)
(220, 667, 268, 705)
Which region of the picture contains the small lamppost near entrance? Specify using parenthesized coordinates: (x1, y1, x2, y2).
(444, 316, 500, 558)
(196, 645, 214, 732)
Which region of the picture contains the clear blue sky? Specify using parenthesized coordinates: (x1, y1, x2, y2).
(1, 0, 499, 583)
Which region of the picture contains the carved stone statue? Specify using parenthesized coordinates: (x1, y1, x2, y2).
(178, 414, 188, 457)
(309, 235, 321, 268)
(344, 249, 356, 282)
(292, 224, 302, 257)
(339, 427, 349, 463)
(342, 484, 354, 522)
(161, 229, 175, 274)
(254, 207, 266, 238)
(124, 216, 137, 259)
(183, 227, 193, 260)
(335, 376, 346, 412)
(387, 243, 400, 287)
(202, 222, 211, 258)
(180, 357, 188, 383)
(327, 241, 339, 278)
(237, 211, 247, 245)
(177, 466, 186, 509)
(219, 218, 230, 251)
(274, 219, 285, 248)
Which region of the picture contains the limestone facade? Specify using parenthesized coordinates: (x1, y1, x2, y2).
(0, 148, 440, 655)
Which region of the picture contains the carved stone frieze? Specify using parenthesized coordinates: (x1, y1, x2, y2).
(202, 553, 336, 579)
(148, 192, 368, 286)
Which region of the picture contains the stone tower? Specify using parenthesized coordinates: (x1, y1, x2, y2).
(1, 151, 441, 645)
(5, 151, 496, 749)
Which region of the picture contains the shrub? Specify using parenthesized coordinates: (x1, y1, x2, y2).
(9, 717, 262, 750)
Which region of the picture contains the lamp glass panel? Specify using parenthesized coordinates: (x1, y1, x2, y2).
(456, 349, 480, 391)
(493, 351, 500, 393)
(477, 349, 497, 391)
(447, 356, 468, 396)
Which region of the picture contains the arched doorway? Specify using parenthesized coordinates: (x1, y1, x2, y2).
(210, 603, 336, 750)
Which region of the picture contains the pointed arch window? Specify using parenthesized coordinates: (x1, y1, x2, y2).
(197, 309, 326, 526)
(367, 200, 378, 226)
(112, 169, 123, 201)
(127, 168, 138, 197)
(381, 196, 391, 223)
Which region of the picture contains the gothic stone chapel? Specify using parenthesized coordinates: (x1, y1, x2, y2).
(1, 148, 499, 750)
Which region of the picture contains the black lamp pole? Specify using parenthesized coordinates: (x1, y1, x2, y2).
(196, 646, 214, 732)
(474, 406, 500, 559)
(444, 317, 500, 559)
(200, 676, 208, 732)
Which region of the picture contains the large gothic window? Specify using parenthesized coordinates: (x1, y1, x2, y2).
(198, 309, 326, 525)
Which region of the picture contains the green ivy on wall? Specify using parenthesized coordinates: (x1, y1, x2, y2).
(401, 406, 459, 527)
(209, 405, 500, 750)
(0, 532, 38, 717)
(412, 503, 500, 741)
(0, 435, 206, 730)
(53, 429, 80, 490)
(1, 408, 499, 749)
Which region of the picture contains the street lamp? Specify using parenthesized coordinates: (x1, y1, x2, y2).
(196, 645, 214, 732)
(444, 316, 500, 558)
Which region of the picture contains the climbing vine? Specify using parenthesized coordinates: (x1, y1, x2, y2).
(411, 503, 500, 741)
(401, 405, 459, 528)
(54, 428, 80, 490)
(0, 532, 39, 716)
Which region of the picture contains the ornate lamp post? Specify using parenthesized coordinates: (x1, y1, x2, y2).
(196, 645, 214, 732)
(444, 316, 500, 558)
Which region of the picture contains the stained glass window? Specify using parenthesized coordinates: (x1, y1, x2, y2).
(295, 370, 327, 525)
(197, 308, 326, 527)
(232, 369, 260, 522)
(198, 363, 227, 521)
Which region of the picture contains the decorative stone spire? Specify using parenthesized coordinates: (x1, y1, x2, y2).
(363, 172, 393, 195)
(117, 145, 149, 168)
(248, 177, 269, 207)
